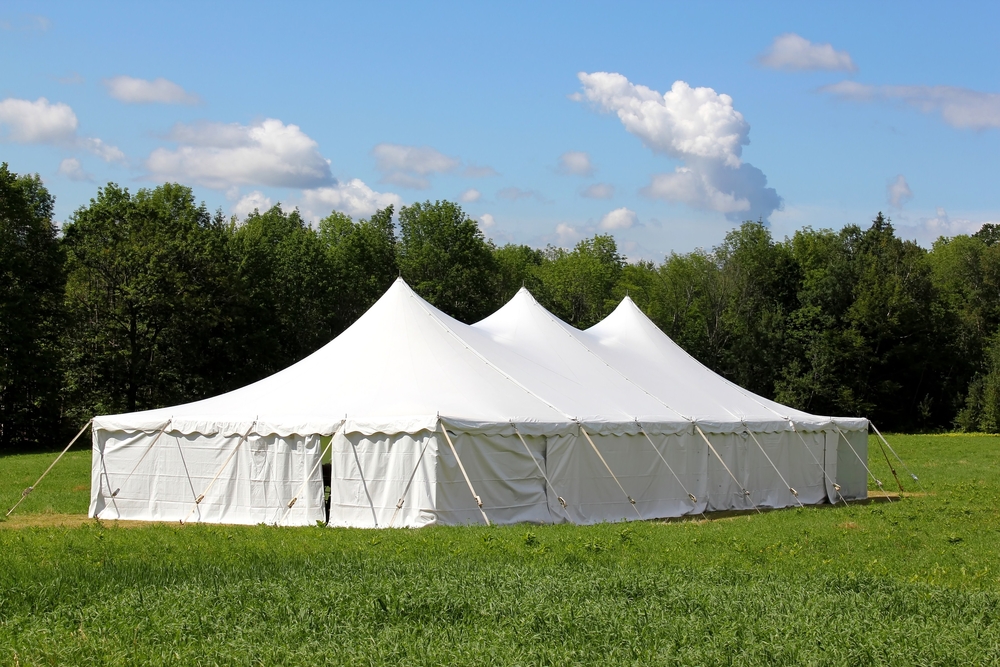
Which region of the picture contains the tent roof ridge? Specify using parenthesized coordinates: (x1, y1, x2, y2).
(403, 288, 573, 422)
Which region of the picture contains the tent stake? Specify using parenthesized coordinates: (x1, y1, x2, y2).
(6, 419, 92, 518)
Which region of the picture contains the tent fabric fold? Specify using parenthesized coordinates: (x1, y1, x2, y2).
(90, 278, 868, 527)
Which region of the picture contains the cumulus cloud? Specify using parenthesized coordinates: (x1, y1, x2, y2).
(147, 119, 332, 189)
(0, 96, 124, 162)
(498, 186, 545, 202)
(576, 71, 781, 221)
(459, 188, 481, 202)
(557, 151, 594, 176)
(300, 179, 403, 220)
(58, 157, 91, 181)
(372, 143, 459, 189)
(232, 190, 274, 219)
(554, 223, 581, 245)
(478, 213, 496, 229)
(821, 81, 1000, 131)
(581, 182, 615, 199)
(599, 207, 637, 230)
(104, 75, 201, 105)
(887, 175, 913, 208)
(758, 33, 857, 72)
(898, 207, 996, 243)
(0, 97, 77, 143)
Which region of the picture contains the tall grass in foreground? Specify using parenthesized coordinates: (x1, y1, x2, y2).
(1, 435, 998, 665)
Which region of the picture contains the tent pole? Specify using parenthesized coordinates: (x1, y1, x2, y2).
(512, 423, 567, 511)
(182, 420, 256, 524)
(578, 424, 643, 521)
(349, 439, 379, 528)
(834, 426, 892, 503)
(789, 422, 849, 506)
(869, 422, 922, 492)
(6, 419, 92, 518)
(281, 420, 344, 525)
(438, 419, 490, 526)
(636, 423, 706, 520)
(389, 436, 433, 528)
(108, 419, 172, 499)
(742, 423, 804, 508)
(693, 423, 761, 514)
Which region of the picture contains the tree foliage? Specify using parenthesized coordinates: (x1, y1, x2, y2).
(0, 164, 65, 449)
(7, 166, 1000, 448)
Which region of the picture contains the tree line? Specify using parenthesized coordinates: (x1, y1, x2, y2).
(3, 162, 1000, 451)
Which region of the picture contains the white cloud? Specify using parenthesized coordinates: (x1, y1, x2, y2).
(576, 72, 781, 221)
(104, 76, 201, 105)
(147, 119, 332, 189)
(0, 97, 125, 162)
(498, 186, 545, 202)
(887, 174, 913, 208)
(557, 151, 594, 176)
(758, 33, 857, 72)
(79, 137, 126, 163)
(58, 157, 91, 181)
(372, 143, 459, 189)
(478, 213, 496, 229)
(300, 179, 403, 220)
(1, 15, 50, 31)
(898, 207, 996, 243)
(577, 72, 748, 166)
(0, 97, 77, 143)
(554, 222, 581, 245)
(821, 81, 1000, 131)
(581, 182, 615, 199)
(599, 207, 637, 230)
(459, 188, 481, 202)
(232, 190, 274, 219)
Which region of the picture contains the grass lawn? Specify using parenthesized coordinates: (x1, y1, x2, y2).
(1, 434, 999, 665)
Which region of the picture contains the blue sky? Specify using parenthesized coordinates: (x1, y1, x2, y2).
(2, 1, 998, 259)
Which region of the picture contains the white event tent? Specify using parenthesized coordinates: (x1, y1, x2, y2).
(89, 278, 869, 527)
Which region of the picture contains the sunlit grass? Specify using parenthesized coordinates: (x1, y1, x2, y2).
(1, 434, 998, 664)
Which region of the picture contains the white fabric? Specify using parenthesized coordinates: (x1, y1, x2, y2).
(90, 279, 868, 527)
(90, 428, 323, 525)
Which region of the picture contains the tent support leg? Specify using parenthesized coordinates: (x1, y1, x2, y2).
(513, 424, 567, 512)
(790, 422, 849, 505)
(6, 419, 92, 518)
(693, 423, 760, 514)
(349, 439, 379, 528)
(835, 426, 892, 503)
(438, 420, 490, 526)
(742, 424, 804, 508)
(183, 421, 256, 524)
(579, 425, 643, 521)
(109, 419, 172, 500)
(281, 420, 344, 525)
(636, 424, 705, 519)
(870, 422, 923, 492)
(389, 436, 433, 528)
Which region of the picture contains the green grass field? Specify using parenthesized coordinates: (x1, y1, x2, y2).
(1, 435, 999, 665)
